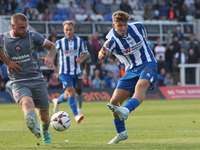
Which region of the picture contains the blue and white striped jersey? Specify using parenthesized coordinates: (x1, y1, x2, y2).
(55, 35, 88, 75)
(105, 22, 157, 71)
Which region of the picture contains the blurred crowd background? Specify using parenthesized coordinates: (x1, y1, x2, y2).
(1, 0, 200, 91)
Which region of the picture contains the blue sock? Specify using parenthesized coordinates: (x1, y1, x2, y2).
(124, 98, 139, 113)
(114, 119, 125, 133)
(68, 97, 78, 116)
(57, 93, 67, 104)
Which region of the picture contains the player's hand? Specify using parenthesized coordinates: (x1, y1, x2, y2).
(76, 58, 82, 64)
(7, 61, 22, 73)
(101, 46, 107, 55)
(40, 57, 54, 69)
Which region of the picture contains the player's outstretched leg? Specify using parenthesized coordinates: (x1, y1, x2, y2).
(52, 98, 59, 113)
(108, 131, 128, 144)
(107, 103, 129, 120)
(25, 115, 41, 138)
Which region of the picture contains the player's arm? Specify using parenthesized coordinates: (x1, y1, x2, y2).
(0, 47, 21, 73)
(76, 52, 88, 64)
(98, 46, 108, 60)
(41, 40, 58, 69)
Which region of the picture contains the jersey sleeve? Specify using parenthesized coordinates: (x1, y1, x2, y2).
(81, 39, 88, 53)
(55, 40, 61, 51)
(103, 39, 115, 53)
(30, 31, 46, 46)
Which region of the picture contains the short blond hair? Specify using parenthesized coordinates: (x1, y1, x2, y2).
(112, 11, 130, 23)
(63, 20, 74, 27)
(11, 13, 28, 24)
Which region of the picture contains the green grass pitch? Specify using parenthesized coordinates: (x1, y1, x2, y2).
(0, 99, 200, 150)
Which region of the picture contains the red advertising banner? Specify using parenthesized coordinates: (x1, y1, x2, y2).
(159, 86, 200, 99)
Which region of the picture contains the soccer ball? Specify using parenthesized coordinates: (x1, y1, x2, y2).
(51, 111, 71, 131)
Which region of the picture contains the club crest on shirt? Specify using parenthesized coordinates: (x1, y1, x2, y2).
(15, 92, 20, 98)
(15, 45, 21, 52)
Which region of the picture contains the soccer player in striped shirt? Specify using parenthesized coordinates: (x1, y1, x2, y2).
(53, 21, 88, 123)
(98, 11, 158, 144)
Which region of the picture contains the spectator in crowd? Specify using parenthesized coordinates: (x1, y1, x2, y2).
(21, 0, 31, 11)
(164, 72, 174, 86)
(94, 0, 105, 15)
(110, 0, 120, 14)
(195, 0, 200, 10)
(179, 37, 189, 57)
(165, 39, 174, 73)
(178, 3, 187, 21)
(159, 1, 168, 20)
(82, 0, 94, 14)
(49, 29, 58, 43)
(42, 8, 51, 21)
(165, 30, 173, 43)
(187, 49, 198, 84)
(6, 0, 15, 14)
(171, 35, 181, 55)
(92, 31, 100, 63)
(84, 14, 95, 22)
(168, 6, 177, 21)
(48, 0, 58, 14)
(86, 35, 95, 64)
(143, 3, 153, 20)
(157, 55, 168, 74)
(67, 1, 77, 15)
(173, 26, 184, 41)
(37, 0, 47, 14)
(104, 71, 112, 88)
(188, 3, 196, 16)
(156, 68, 166, 87)
(174, 47, 187, 85)
(154, 38, 166, 61)
(105, 57, 120, 78)
(98, 62, 107, 80)
(92, 69, 102, 89)
(0, 0, 7, 13)
(137, 0, 145, 10)
(111, 76, 117, 88)
(120, 0, 133, 14)
(195, 9, 200, 18)
(24, 8, 32, 20)
(188, 35, 198, 56)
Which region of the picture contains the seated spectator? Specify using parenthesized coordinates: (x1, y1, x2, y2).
(82, 0, 94, 14)
(168, 6, 177, 21)
(37, 0, 47, 14)
(164, 73, 174, 86)
(173, 26, 184, 41)
(48, 72, 62, 89)
(154, 38, 166, 61)
(120, 0, 133, 14)
(94, 0, 105, 15)
(105, 58, 119, 78)
(48, 0, 58, 14)
(92, 75, 101, 89)
(42, 8, 51, 21)
(143, 4, 153, 20)
(110, 76, 117, 88)
(104, 71, 112, 88)
(156, 68, 166, 87)
(110, 0, 120, 14)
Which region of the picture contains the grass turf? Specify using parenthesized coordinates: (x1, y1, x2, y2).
(0, 99, 200, 150)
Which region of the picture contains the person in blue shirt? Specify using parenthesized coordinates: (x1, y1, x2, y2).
(98, 11, 158, 144)
(53, 20, 88, 123)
